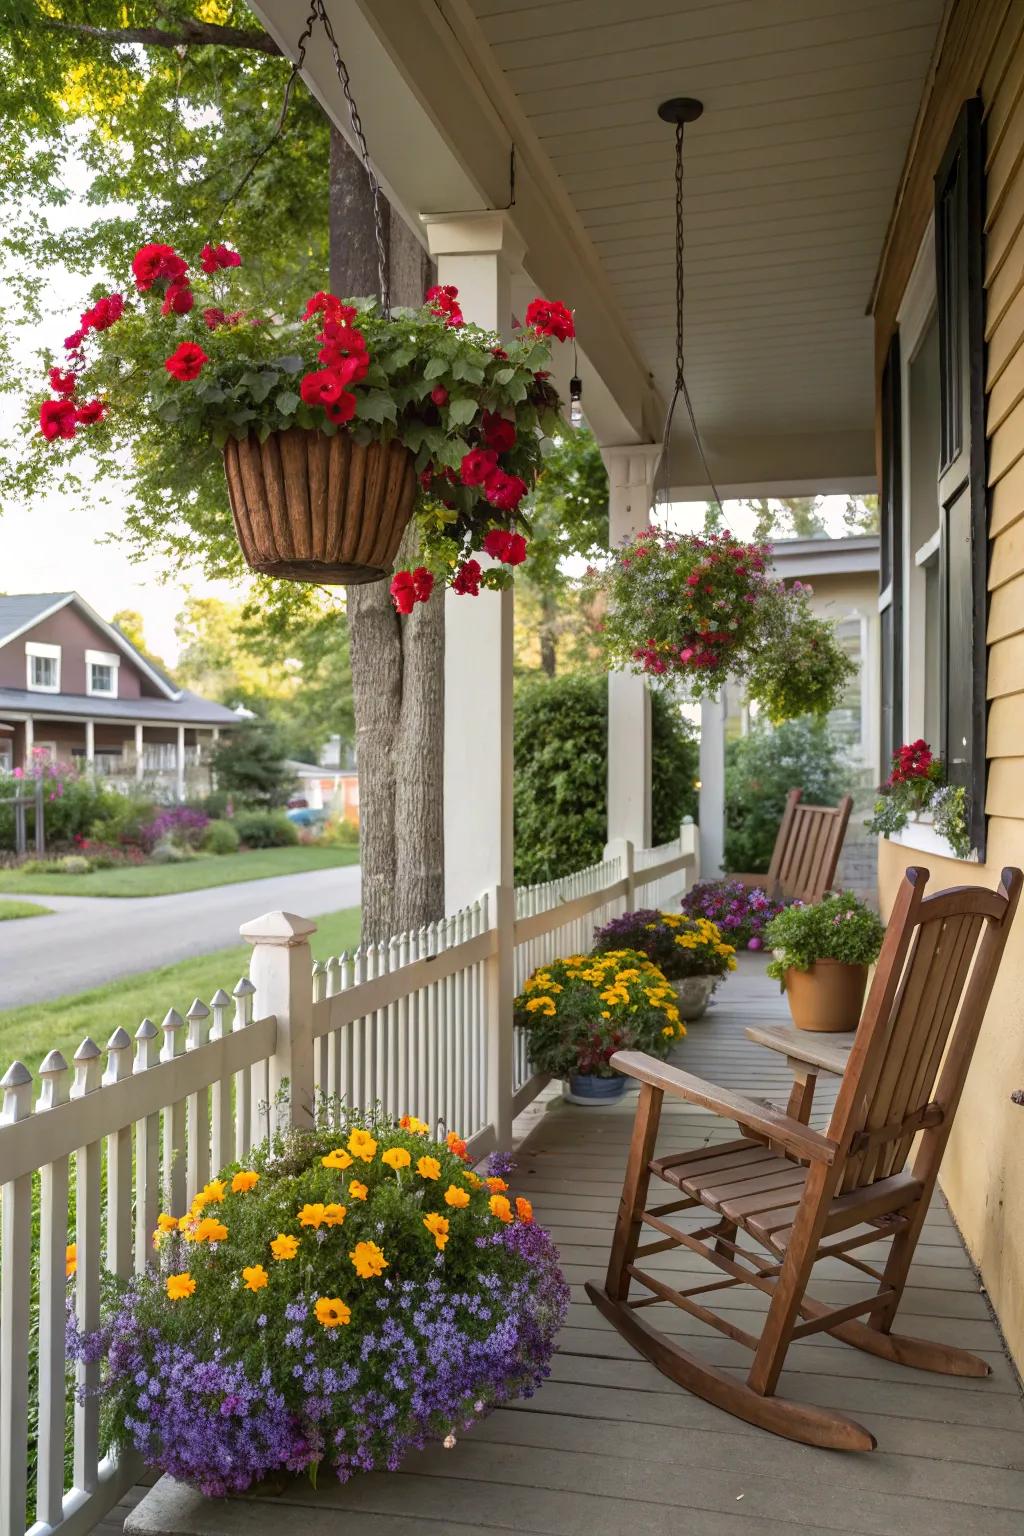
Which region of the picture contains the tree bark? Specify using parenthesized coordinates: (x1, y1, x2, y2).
(539, 591, 558, 677)
(329, 126, 444, 942)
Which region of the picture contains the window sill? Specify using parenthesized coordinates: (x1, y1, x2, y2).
(886, 816, 977, 864)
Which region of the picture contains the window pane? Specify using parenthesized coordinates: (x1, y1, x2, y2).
(90, 663, 113, 693)
(944, 485, 974, 786)
(31, 655, 56, 688)
(828, 619, 863, 757)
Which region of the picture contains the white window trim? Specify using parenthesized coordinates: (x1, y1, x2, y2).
(25, 641, 61, 693)
(886, 816, 978, 864)
(85, 649, 120, 698)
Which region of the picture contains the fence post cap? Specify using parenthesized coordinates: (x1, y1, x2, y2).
(210, 988, 231, 1007)
(233, 976, 256, 997)
(38, 1048, 68, 1077)
(135, 1017, 158, 1040)
(73, 1037, 101, 1063)
(1, 1059, 32, 1090)
(240, 910, 318, 946)
(161, 1009, 184, 1031)
(186, 997, 211, 1020)
(106, 1027, 132, 1052)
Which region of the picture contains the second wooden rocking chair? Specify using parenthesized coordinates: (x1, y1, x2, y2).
(588, 865, 1021, 1451)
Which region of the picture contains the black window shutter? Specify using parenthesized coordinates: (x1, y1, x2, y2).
(879, 331, 903, 777)
(934, 96, 987, 859)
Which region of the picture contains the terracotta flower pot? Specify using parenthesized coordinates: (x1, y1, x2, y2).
(223, 427, 418, 585)
(783, 959, 867, 1033)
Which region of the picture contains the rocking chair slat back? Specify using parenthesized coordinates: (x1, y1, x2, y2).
(767, 788, 853, 904)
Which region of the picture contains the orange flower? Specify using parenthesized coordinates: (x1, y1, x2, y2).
(423, 1212, 450, 1250)
(156, 1212, 177, 1233)
(65, 1243, 77, 1277)
(350, 1240, 388, 1279)
(445, 1131, 469, 1162)
(347, 1128, 378, 1163)
(322, 1147, 353, 1170)
(400, 1115, 430, 1135)
(187, 1217, 228, 1244)
(485, 1176, 508, 1193)
(489, 1194, 513, 1224)
(444, 1184, 471, 1209)
(314, 1296, 351, 1328)
(270, 1233, 299, 1261)
(515, 1197, 534, 1225)
(381, 1147, 411, 1171)
(166, 1272, 196, 1300)
(417, 1156, 441, 1181)
(201, 1178, 226, 1204)
(231, 1170, 260, 1193)
(298, 1203, 327, 1229)
(322, 1203, 347, 1227)
(242, 1264, 268, 1292)
(349, 1180, 369, 1201)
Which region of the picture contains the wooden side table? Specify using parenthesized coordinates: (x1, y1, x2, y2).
(744, 1021, 856, 1124)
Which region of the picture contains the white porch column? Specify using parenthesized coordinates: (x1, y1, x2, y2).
(84, 720, 95, 769)
(23, 716, 33, 766)
(135, 722, 144, 783)
(423, 212, 524, 912)
(175, 725, 186, 803)
(699, 693, 726, 879)
(601, 444, 661, 850)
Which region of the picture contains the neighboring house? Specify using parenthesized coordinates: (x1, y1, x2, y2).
(286, 759, 360, 822)
(0, 593, 238, 800)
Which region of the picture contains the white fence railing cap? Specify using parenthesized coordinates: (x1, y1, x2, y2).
(240, 911, 318, 947)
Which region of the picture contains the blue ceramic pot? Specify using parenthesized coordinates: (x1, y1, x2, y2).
(565, 1073, 627, 1105)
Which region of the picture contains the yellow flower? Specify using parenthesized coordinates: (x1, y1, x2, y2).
(661, 1025, 674, 1037)
(485, 1176, 508, 1193)
(347, 1128, 378, 1163)
(461, 1170, 482, 1188)
(298, 1203, 327, 1229)
(350, 1240, 388, 1279)
(231, 1170, 260, 1193)
(615, 968, 641, 983)
(242, 1264, 268, 1292)
(525, 996, 556, 1016)
(270, 1233, 299, 1261)
(190, 1190, 210, 1216)
(177, 1214, 198, 1238)
(322, 1203, 347, 1227)
(156, 1212, 178, 1233)
(187, 1217, 228, 1244)
(417, 1155, 441, 1181)
(489, 1194, 514, 1223)
(423, 1212, 450, 1249)
(382, 1147, 411, 1171)
(349, 1180, 368, 1201)
(322, 1147, 353, 1170)
(314, 1296, 351, 1328)
(444, 1184, 471, 1208)
(201, 1178, 226, 1204)
(65, 1243, 77, 1277)
(166, 1272, 196, 1301)
(400, 1115, 430, 1135)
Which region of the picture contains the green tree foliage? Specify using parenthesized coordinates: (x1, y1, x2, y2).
(109, 609, 173, 677)
(211, 717, 292, 808)
(513, 674, 698, 884)
(723, 716, 851, 874)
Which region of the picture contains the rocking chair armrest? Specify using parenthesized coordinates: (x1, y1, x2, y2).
(610, 1051, 839, 1165)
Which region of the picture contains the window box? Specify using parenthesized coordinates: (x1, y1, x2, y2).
(886, 811, 977, 864)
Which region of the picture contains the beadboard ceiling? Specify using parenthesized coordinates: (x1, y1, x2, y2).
(466, 0, 946, 486)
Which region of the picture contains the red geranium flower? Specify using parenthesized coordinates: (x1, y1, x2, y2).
(460, 447, 498, 487)
(888, 739, 933, 785)
(49, 368, 77, 396)
(64, 329, 85, 352)
(74, 400, 107, 426)
(430, 385, 449, 407)
(452, 558, 483, 596)
(524, 297, 574, 341)
(316, 350, 365, 385)
(426, 283, 464, 328)
(482, 410, 516, 453)
(39, 400, 77, 440)
(161, 281, 194, 316)
(412, 567, 434, 602)
(81, 293, 124, 332)
(482, 528, 528, 565)
(300, 369, 346, 406)
(323, 391, 357, 425)
(164, 342, 208, 381)
(200, 243, 241, 274)
(302, 291, 354, 323)
(132, 243, 187, 292)
(389, 566, 435, 614)
(483, 468, 527, 511)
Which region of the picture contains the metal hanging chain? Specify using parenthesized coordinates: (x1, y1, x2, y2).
(659, 117, 723, 517)
(211, 0, 390, 316)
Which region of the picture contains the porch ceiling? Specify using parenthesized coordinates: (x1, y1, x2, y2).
(253, 0, 947, 489)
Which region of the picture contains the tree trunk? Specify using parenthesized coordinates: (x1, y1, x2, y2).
(539, 591, 558, 677)
(329, 125, 444, 942)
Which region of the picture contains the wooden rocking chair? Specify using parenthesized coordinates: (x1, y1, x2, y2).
(732, 786, 853, 905)
(587, 865, 1022, 1451)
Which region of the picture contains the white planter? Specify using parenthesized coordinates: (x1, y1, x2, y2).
(672, 974, 718, 1021)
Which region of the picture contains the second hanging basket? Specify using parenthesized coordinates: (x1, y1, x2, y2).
(223, 426, 419, 585)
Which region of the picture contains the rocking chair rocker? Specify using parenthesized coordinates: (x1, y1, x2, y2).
(587, 865, 1022, 1451)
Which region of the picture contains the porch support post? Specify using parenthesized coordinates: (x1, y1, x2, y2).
(84, 719, 94, 769)
(135, 723, 144, 783)
(600, 444, 661, 851)
(240, 911, 316, 1132)
(423, 211, 523, 1151)
(23, 716, 33, 766)
(699, 693, 726, 878)
(175, 725, 185, 803)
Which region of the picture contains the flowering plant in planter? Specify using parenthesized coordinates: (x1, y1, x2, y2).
(591, 909, 737, 981)
(585, 527, 855, 719)
(866, 740, 971, 860)
(681, 879, 785, 950)
(67, 1113, 567, 1493)
(514, 949, 684, 1079)
(36, 241, 572, 600)
(763, 891, 886, 980)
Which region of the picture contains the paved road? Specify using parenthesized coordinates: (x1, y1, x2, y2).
(0, 864, 361, 1009)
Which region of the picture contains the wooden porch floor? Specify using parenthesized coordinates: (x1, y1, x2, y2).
(116, 956, 1024, 1536)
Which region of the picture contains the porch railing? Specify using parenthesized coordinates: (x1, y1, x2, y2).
(0, 826, 696, 1536)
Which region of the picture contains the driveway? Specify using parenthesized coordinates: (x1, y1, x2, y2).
(0, 864, 361, 1008)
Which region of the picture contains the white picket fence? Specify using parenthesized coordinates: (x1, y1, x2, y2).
(0, 828, 696, 1536)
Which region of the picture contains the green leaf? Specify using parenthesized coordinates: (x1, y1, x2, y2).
(276, 355, 305, 375)
(275, 389, 301, 415)
(256, 421, 273, 444)
(424, 356, 448, 380)
(156, 400, 180, 423)
(447, 396, 478, 428)
(451, 358, 485, 385)
(388, 346, 416, 368)
(492, 366, 515, 386)
(355, 390, 398, 425)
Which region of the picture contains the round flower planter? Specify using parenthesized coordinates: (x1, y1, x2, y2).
(223, 427, 418, 585)
(672, 974, 718, 1021)
(783, 959, 868, 1033)
(563, 1073, 628, 1106)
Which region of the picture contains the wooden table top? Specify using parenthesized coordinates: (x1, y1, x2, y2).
(744, 1021, 856, 1075)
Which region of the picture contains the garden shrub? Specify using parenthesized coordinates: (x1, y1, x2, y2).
(0, 756, 120, 850)
(58, 855, 91, 874)
(723, 715, 850, 874)
(150, 841, 198, 864)
(321, 816, 360, 847)
(139, 806, 209, 853)
(233, 809, 298, 848)
(513, 674, 698, 884)
(202, 818, 241, 855)
(212, 720, 294, 808)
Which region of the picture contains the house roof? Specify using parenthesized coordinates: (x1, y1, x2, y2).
(768, 534, 880, 580)
(0, 593, 181, 700)
(0, 687, 239, 726)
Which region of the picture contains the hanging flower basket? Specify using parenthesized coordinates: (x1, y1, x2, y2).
(35, 244, 574, 598)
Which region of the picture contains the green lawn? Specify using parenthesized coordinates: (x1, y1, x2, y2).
(0, 898, 52, 920)
(0, 844, 359, 898)
(0, 905, 362, 1071)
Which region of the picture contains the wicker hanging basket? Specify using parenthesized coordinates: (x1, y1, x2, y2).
(223, 426, 418, 585)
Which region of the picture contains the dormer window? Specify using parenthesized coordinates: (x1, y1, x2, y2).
(26, 641, 60, 693)
(86, 650, 119, 698)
